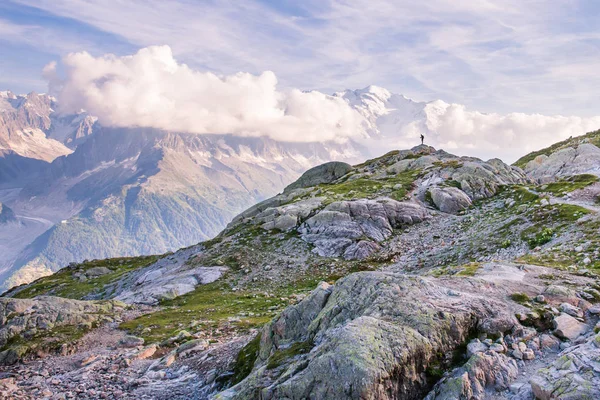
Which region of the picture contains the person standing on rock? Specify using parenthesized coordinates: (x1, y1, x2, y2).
(420, 134, 425, 145)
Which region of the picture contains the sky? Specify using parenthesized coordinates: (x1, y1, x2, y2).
(1, 0, 600, 161)
(1, 0, 600, 116)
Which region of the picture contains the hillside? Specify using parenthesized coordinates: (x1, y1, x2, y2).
(0, 93, 364, 290)
(3, 141, 600, 399)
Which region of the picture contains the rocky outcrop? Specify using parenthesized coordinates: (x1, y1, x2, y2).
(552, 313, 589, 341)
(530, 332, 600, 400)
(428, 186, 472, 214)
(0, 203, 16, 224)
(299, 199, 429, 259)
(0, 296, 125, 364)
(425, 351, 518, 400)
(110, 247, 227, 305)
(284, 161, 353, 192)
(221, 272, 519, 399)
(525, 143, 600, 182)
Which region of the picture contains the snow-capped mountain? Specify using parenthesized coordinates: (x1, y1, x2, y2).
(0, 85, 481, 289)
(335, 85, 451, 151)
(0, 91, 367, 289)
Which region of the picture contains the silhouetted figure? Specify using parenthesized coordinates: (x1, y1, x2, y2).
(420, 134, 425, 145)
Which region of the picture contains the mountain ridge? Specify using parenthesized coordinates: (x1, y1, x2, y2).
(2, 134, 600, 398)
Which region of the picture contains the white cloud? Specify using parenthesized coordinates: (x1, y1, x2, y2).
(45, 46, 365, 143)
(44, 45, 600, 161)
(415, 103, 600, 162)
(441, 110, 598, 161)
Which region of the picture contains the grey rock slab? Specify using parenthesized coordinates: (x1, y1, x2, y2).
(429, 186, 472, 214)
(552, 313, 589, 341)
(530, 332, 600, 400)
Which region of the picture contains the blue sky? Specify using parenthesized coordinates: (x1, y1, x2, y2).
(1, 0, 600, 116)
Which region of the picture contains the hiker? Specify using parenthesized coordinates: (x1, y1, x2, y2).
(420, 134, 425, 145)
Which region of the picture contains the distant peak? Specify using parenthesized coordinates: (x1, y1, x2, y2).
(361, 85, 391, 96)
(0, 90, 16, 100)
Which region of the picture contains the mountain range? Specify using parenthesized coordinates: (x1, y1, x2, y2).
(3, 130, 600, 398)
(0, 85, 580, 290)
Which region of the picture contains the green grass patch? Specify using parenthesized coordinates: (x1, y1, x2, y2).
(510, 293, 530, 304)
(539, 174, 599, 196)
(266, 341, 313, 369)
(10, 255, 159, 300)
(119, 281, 289, 344)
(521, 226, 555, 249)
(355, 150, 401, 168)
(231, 333, 261, 384)
(433, 160, 463, 169)
(456, 262, 482, 276)
(318, 170, 420, 203)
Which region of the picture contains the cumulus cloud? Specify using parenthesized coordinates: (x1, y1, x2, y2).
(372, 100, 600, 162)
(425, 103, 600, 161)
(44, 46, 365, 143)
(44, 45, 600, 161)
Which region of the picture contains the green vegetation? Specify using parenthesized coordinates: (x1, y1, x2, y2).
(539, 174, 599, 196)
(433, 160, 463, 169)
(11, 255, 159, 300)
(355, 150, 401, 168)
(119, 281, 290, 344)
(231, 333, 261, 384)
(506, 186, 540, 204)
(514, 129, 600, 168)
(446, 180, 462, 189)
(519, 204, 589, 249)
(521, 226, 555, 249)
(510, 293, 530, 304)
(456, 262, 482, 276)
(266, 341, 313, 369)
(318, 170, 420, 203)
(0, 324, 92, 359)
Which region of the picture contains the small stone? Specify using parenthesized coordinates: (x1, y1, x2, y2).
(489, 343, 505, 353)
(512, 349, 523, 360)
(539, 334, 560, 351)
(518, 342, 527, 352)
(583, 257, 592, 265)
(136, 345, 158, 360)
(119, 335, 145, 348)
(522, 349, 535, 360)
(79, 355, 98, 367)
(510, 383, 524, 393)
(466, 340, 488, 357)
(589, 305, 600, 315)
(535, 295, 545, 303)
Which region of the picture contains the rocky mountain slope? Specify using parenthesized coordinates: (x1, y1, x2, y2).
(3, 84, 588, 293)
(3, 135, 600, 399)
(0, 91, 364, 291)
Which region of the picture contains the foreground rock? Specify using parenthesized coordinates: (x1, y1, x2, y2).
(428, 186, 472, 214)
(530, 332, 600, 399)
(219, 272, 521, 399)
(0, 296, 125, 364)
(425, 351, 518, 399)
